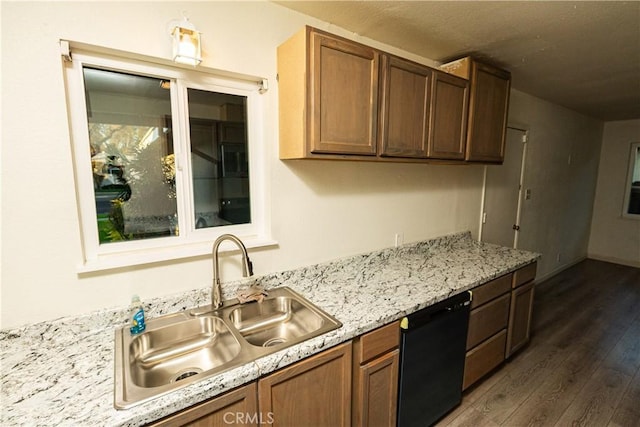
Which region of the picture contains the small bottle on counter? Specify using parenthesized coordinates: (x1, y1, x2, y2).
(129, 295, 146, 335)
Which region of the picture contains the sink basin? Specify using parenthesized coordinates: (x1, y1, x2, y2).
(114, 287, 341, 409)
(128, 315, 240, 388)
(114, 312, 247, 409)
(230, 296, 327, 347)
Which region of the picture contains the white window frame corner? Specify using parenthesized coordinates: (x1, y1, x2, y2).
(62, 43, 274, 273)
(622, 141, 640, 220)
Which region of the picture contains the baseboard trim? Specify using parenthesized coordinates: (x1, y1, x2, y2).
(587, 253, 640, 269)
(536, 256, 587, 283)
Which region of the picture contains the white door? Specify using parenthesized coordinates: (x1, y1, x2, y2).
(481, 127, 527, 248)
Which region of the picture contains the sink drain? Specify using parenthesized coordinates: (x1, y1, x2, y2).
(263, 337, 287, 347)
(173, 369, 202, 382)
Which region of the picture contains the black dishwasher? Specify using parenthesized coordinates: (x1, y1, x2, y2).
(397, 291, 471, 427)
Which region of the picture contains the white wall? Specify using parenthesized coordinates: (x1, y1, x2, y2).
(507, 90, 604, 280)
(588, 119, 640, 267)
(1, 1, 483, 329)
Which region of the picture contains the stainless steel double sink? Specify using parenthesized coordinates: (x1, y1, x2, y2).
(114, 287, 342, 409)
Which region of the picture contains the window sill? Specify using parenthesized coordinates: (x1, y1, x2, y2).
(621, 213, 640, 220)
(76, 236, 278, 274)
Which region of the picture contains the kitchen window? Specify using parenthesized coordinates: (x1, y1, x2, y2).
(64, 47, 271, 271)
(623, 142, 640, 218)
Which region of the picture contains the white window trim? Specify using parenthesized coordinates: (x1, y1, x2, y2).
(63, 43, 274, 273)
(622, 141, 640, 220)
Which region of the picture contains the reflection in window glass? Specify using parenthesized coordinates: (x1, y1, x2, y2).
(625, 143, 640, 216)
(187, 88, 250, 229)
(83, 68, 177, 243)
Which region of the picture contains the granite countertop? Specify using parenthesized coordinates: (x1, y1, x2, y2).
(0, 231, 539, 426)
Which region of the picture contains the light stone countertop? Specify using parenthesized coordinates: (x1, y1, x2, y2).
(0, 231, 539, 426)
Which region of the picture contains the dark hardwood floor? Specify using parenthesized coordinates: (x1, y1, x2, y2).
(439, 259, 640, 427)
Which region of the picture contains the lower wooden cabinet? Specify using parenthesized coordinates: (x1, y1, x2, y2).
(463, 261, 537, 391)
(149, 343, 352, 427)
(258, 341, 352, 427)
(147, 382, 258, 427)
(354, 350, 399, 427)
(466, 293, 510, 350)
(505, 264, 536, 357)
(147, 264, 537, 426)
(512, 261, 537, 288)
(463, 274, 512, 391)
(463, 329, 507, 390)
(352, 322, 400, 427)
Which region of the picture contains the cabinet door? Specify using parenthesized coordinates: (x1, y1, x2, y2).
(506, 281, 535, 357)
(353, 349, 399, 427)
(148, 382, 258, 427)
(309, 32, 379, 156)
(465, 61, 511, 162)
(427, 71, 468, 160)
(258, 342, 352, 427)
(379, 56, 431, 158)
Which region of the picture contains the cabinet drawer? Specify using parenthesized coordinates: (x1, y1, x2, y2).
(357, 321, 400, 364)
(470, 274, 512, 309)
(513, 262, 537, 288)
(463, 329, 507, 390)
(466, 293, 510, 350)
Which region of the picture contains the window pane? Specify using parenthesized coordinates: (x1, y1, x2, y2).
(187, 88, 250, 229)
(83, 68, 178, 243)
(627, 144, 640, 215)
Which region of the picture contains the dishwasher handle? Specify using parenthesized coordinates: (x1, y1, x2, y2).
(400, 291, 471, 330)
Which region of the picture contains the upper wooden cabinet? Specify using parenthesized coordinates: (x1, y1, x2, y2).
(378, 55, 432, 158)
(467, 62, 511, 162)
(278, 27, 379, 158)
(441, 57, 511, 163)
(278, 27, 472, 163)
(428, 71, 469, 160)
(379, 55, 469, 160)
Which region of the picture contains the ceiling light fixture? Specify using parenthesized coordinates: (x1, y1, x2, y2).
(170, 17, 201, 66)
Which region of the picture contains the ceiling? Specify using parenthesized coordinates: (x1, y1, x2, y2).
(273, 1, 640, 121)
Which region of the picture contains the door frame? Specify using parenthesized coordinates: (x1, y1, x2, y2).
(478, 124, 529, 248)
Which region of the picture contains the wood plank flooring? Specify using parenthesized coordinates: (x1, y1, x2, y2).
(438, 259, 640, 427)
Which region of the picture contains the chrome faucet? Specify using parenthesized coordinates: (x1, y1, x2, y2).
(211, 234, 253, 309)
